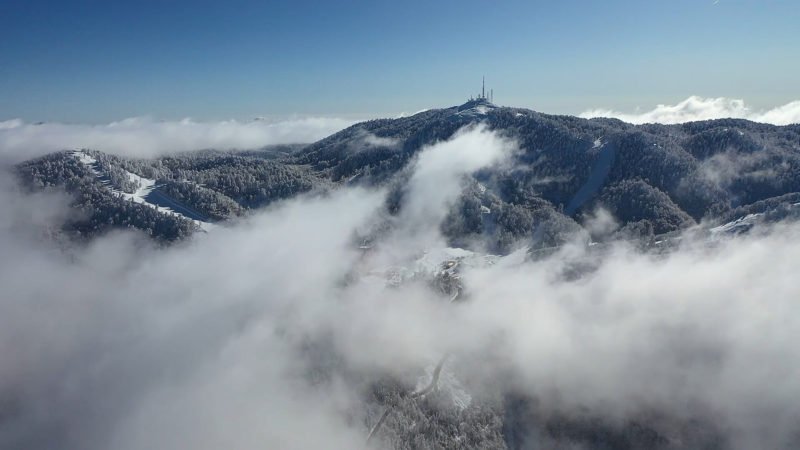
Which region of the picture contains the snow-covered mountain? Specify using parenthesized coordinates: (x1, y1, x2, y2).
(14, 100, 800, 244)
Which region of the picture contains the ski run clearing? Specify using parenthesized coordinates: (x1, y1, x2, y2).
(71, 150, 215, 232)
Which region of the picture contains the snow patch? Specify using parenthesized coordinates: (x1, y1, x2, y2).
(413, 247, 475, 274)
(455, 101, 497, 120)
(494, 246, 530, 268)
(710, 213, 762, 234)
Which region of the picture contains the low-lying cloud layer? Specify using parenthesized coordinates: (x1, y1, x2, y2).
(0, 116, 355, 163)
(2, 126, 800, 449)
(5, 95, 798, 167)
(580, 96, 800, 125)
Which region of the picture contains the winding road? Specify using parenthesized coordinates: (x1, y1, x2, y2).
(366, 354, 450, 444)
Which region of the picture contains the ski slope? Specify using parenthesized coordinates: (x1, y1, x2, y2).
(72, 150, 215, 232)
(564, 140, 616, 216)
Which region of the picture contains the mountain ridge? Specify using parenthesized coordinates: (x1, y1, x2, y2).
(13, 101, 800, 247)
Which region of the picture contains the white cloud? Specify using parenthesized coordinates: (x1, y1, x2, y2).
(399, 124, 514, 236)
(345, 129, 401, 153)
(0, 116, 355, 163)
(361, 132, 400, 148)
(580, 96, 800, 125)
(2, 125, 800, 448)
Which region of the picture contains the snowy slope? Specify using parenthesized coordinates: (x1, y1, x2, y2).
(710, 213, 761, 235)
(454, 99, 497, 120)
(564, 141, 616, 216)
(72, 150, 215, 231)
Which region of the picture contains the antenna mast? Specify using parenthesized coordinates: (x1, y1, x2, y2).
(482, 76, 485, 99)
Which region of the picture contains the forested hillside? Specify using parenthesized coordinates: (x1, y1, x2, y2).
(15, 100, 800, 247)
(14, 145, 323, 241)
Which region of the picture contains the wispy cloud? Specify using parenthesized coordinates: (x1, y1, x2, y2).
(580, 96, 800, 125)
(0, 116, 356, 163)
(397, 124, 514, 241)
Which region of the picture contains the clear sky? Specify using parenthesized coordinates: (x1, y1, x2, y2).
(1, 0, 799, 123)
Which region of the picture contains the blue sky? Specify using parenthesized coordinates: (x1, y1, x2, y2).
(1, 0, 799, 122)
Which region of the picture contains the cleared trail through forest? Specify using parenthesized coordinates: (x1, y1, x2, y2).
(564, 141, 616, 216)
(71, 150, 214, 230)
